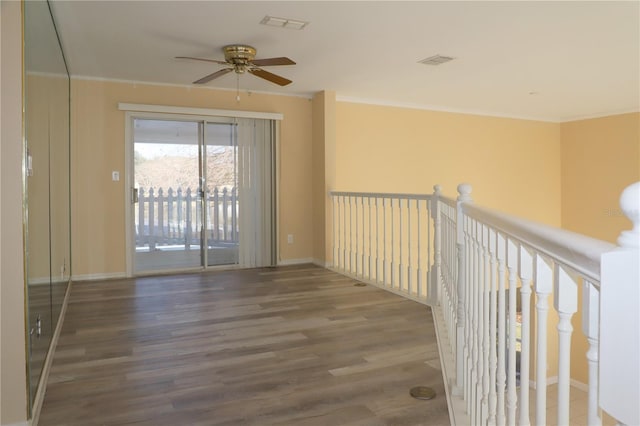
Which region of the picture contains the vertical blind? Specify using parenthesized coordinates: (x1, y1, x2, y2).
(237, 118, 276, 268)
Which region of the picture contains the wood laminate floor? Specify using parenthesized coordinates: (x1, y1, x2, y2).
(38, 265, 450, 426)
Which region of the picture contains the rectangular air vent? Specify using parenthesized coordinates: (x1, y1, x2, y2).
(418, 55, 455, 66)
(260, 15, 308, 30)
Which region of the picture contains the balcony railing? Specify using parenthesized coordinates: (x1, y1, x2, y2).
(136, 186, 239, 250)
(330, 182, 639, 426)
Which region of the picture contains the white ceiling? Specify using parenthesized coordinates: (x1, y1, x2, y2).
(49, 1, 639, 122)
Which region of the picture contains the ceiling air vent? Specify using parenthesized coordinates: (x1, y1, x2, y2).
(418, 55, 455, 66)
(260, 15, 308, 30)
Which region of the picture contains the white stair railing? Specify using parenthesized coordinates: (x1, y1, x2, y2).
(329, 181, 639, 426)
(330, 191, 436, 303)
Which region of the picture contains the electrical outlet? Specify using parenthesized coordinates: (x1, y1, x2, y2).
(287, 234, 294, 244)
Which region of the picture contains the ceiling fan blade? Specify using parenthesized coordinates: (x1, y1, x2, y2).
(193, 68, 233, 84)
(250, 57, 296, 66)
(176, 56, 228, 66)
(248, 68, 292, 86)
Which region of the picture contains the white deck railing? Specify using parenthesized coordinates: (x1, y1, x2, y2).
(330, 182, 639, 426)
(136, 186, 239, 250)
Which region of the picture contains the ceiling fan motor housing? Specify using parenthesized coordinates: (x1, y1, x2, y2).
(224, 45, 256, 64)
(224, 45, 256, 74)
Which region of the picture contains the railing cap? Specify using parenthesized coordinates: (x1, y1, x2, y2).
(433, 184, 442, 196)
(457, 183, 472, 202)
(618, 181, 640, 249)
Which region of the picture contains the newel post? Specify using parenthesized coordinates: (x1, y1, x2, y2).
(454, 183, 472, 395)
(429, 184, 443, 305)
(599, 181, 640, 426)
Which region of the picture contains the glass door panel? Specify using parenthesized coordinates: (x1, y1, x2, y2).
(133, 119, 203, 273)
(204, 122, 239, 266)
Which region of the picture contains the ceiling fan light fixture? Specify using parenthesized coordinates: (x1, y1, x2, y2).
(260, 15, 308, 30)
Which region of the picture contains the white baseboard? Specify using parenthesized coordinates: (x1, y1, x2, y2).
(276, 258, 332, 268)
(27, 277, 71, 286)
(26, 276, 50, 285)
(570, 378, 589, 392)
(74, 263, 329, 279)
(312, 259, 332, 268)
(529, 376, 559, 390)
(2, 421, 30, 426)
(276, 257, 315, 266)
(71, 272, 127, 282)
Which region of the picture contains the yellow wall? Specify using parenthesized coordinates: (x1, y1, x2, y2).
(311, 91, 337, 264)
(561, 112, 640, 243)
(1, 1, 29, 423)
(561, 112, 640, 384)
(24, 73, 71, 284)
(324, 94, 337, 263)
(311, 93, 327, 263)
(25, 74, 53, 281)
(335, 102, 563, 226)
(71, 79, 313, 277)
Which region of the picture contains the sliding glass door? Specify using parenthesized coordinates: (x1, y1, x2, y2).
(131, 116, 274, 274)
(133, 119, 203, 272)
(203, 122, 239, 266)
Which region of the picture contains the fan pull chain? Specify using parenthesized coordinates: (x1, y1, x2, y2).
(236, 73, 240, 102)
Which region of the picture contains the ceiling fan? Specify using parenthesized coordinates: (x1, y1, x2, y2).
(176, 44, 295, 86)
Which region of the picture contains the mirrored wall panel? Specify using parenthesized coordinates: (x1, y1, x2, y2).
(24, 0, 71, 411)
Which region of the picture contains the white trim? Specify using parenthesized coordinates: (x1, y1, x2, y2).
(274, 121, 281, 266)
(25, 277, 50, 285)
(27, 277, 72, 286)
(312, 258, 331, 268)
(124, 112, 134, 277)
(527, 377, 588, 392)
(560, 108, 640, 123)
(2, 421, 30, 426)
(277, 257, 315, 266)
(118, 103, 283, 121)
(337, 95, 640, 123)
(570, 378, 590, 392)
(71, 74, 313, 101)
(71, 272, 127, 282)
(529, 376, 559, 390)
(26, 70, 67, 79)
(336, 95, 560, 123)
(73, 76, 637, 124)
(137, 265, 243, 278)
